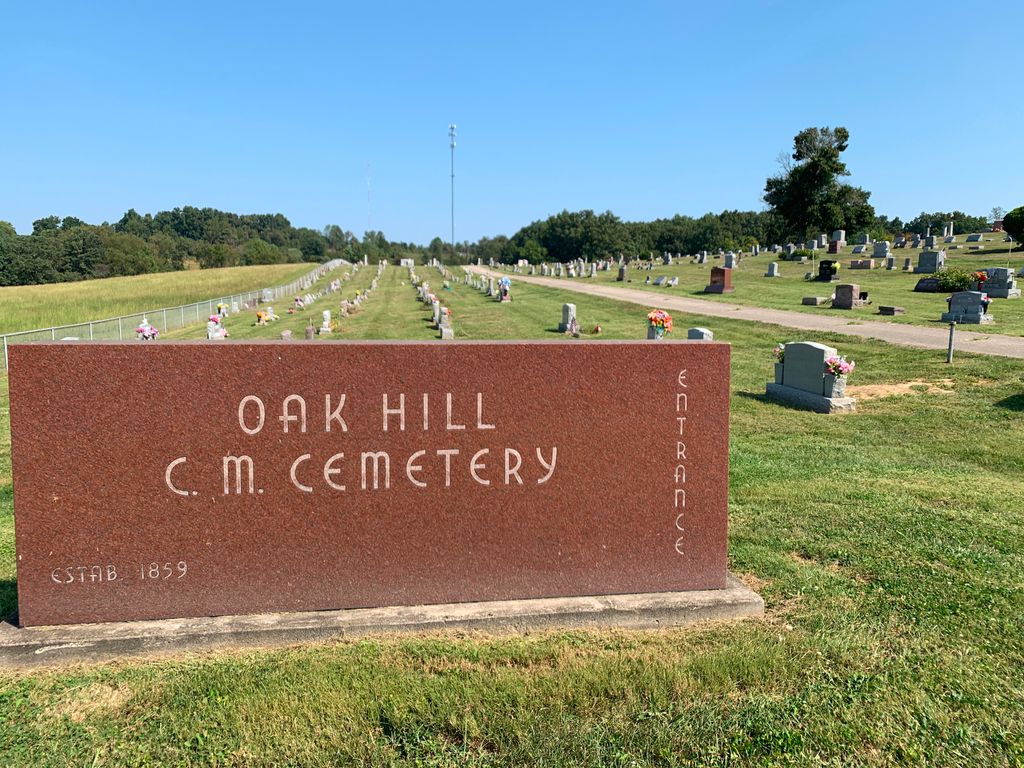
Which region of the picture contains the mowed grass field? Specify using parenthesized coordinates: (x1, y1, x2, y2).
(0, 263, 313, 335)
(575, 242, 1024, 335)
(1, 264, 1023, 765)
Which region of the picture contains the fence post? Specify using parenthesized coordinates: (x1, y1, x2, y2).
(52, 328, 56, 340)
(118, 317, 123, 340)
(3, 336, 7, 371)
(89, 322, 94, 340)
(163, 308, 168, 330)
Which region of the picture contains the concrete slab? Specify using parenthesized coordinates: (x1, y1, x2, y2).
(765, 382, 856, 414)
(0, 576, 763, 668)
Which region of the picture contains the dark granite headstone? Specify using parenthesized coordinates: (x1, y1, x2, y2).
(9, 342, 731, 627)
(913, 277, 941, 293)
(815, 260, 839, 282)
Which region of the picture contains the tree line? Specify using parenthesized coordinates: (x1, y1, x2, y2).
(0, 127, 1003, 285)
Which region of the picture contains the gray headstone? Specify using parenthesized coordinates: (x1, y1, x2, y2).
(558, 303, 576, 332)
(781, 341, 836, 395)
(687, 327, 713, 340)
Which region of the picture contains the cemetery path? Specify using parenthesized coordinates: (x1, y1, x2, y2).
(467, 268, 1024, 360)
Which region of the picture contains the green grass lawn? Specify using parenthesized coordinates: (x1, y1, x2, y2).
(1, 265, 1023, 765)
(0, 263, 315, 336)
(546, 242, 1024, 336)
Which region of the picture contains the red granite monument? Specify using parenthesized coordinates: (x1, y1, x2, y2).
(9, 341, 732, 627)
(704, 267, 734, 294)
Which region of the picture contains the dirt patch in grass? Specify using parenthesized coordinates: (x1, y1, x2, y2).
(45, 683, 131, 723)
(847, 379, 954, 400)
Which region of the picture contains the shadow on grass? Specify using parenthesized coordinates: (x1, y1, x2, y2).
(0, 580, 16, 626)
(735, 389, 822, 414)
(995, 394, 1024, 411)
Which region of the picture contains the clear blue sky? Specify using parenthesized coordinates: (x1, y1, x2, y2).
(2, 1, 1020, 243)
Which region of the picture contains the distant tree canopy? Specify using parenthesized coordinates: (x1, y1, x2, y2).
(763, 126, 875, 241)
(0, 207, 353, 287)
(1003, 206, 1024, 244)
(902, 211, 992, 236)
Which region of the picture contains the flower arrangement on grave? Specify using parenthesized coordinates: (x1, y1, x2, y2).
(593, 324, 602, 334)
(772, 343, 785, 363)
(647, 309, 673, 338)
(135, 322, 159, 341)
(824, 355, 855, 377)
(255, 310, 268, 326)
(974, 271, 988, 284)
(209, 314, 220, 323)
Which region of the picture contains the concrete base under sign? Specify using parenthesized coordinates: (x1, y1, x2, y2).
(0, 576, 763, 668)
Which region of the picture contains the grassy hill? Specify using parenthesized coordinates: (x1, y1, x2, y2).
(0, 263, 313, 335)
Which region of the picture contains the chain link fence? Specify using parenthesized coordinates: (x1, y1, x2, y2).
(1, 259, 345, 371)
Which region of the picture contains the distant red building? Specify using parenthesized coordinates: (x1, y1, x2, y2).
(993, 219, 1005, 232)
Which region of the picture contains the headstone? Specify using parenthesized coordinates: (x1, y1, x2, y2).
(851, 245, 867, 254)
(487, 278, 495, 297)
(913, 277, 942, 293)
(831, 230, 846, 245)
(617, 264, 627, 281)
(903, 257, 913, 272)
(663, 253, 673, 266)
(832, 283, 866, 309)
(781, 341, 836, 394)
(6, 342, 744, 628)
(558, 303, 577, 332)
(818, 234, 828, 248)
(724, 253, 737, 269)
(885, 256, 896, 271)
(981, 267, 1020, 298)
(802, 297, 828, 306)
(849, 259, 875, 270)
(653, 276, 667, 286)
(815, 260, 839, 282)
(304, 325, 316, 341)
(856, 233, 871, 245)
(320, 310, 332, 333)
(914, 250, 945, 274)
(704, 267, 734, 294)
(687, 327, 713, 340)
(941, 291, 993, 324)
(966, 233, 983, 243)
(878, 306, 905, 316)
(280, 330, 293, 340)
(828, 240, 840, 254)
(872, 241, 891, 258)
(925, 235, 938, 248)
(765, 262, 780, 278)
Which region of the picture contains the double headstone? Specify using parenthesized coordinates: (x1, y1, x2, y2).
(981, 267, 1020, 298)
(941, 291, 993, 324)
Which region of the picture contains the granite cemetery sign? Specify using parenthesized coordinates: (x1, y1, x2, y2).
(9, 341, 735, 628)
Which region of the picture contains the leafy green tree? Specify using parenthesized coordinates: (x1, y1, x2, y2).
(242, 238, 283, 265)
(763, 126, 875, 240)
(1003, 206, 1024, 244)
